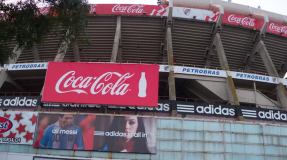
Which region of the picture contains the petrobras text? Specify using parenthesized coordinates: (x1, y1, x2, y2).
(174, 66, 227, 77)
(5, 63, 48, 71)
(230, 72, 277, 84)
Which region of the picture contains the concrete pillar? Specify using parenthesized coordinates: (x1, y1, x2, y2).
(54, 29, 72, 62)
(257, 40, 287, 107)
(32, 45, 40, 60)
(73, 42, 80, 62)
(244, 15, 269, 71)
(110, 16, 121, 63)
(205, 5, 224, 67)
(213, 33, 242, 120)
(166, 3, 177, 117)
(39, 29, 73, 111)
(0, 45, 25, 90)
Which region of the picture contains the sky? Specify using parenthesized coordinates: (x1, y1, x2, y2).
(88, 0, 287, 16)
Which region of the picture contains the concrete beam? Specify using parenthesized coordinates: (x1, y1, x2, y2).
(256, 40, 287, 107)
(279, 59, 287, 77)
(205, 5, 224, 67)
(111, 16, 121, 63)
(166, 3, 177, 117)
(32, 45, 40, 60)
(213, 33, 241, 118)
(6, 75, 26, 91)
(0, 45, 26, 91)
(73, 42, 80, 62)
(257, 40, 279, 77)
(244, 15, 269, 70)
(214, 33, 229, 70)
(40, 29, 72, 96)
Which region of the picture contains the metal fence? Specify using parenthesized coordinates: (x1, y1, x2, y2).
(0, 117, 287, 160)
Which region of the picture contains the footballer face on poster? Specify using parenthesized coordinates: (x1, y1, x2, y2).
(33, 114, 157, 154)
(33, 113, 96, 150)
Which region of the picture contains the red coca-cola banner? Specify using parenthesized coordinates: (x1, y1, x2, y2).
(267, 23, 287, 37)
(39, 4, 168, 16)
(89, 4, 168, 16)
(42, 62, 159, 107)
(222, 13, 264, 30)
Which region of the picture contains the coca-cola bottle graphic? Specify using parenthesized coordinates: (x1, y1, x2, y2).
(138, 72, 147, 97)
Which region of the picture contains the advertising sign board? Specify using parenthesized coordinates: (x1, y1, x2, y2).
(5, 63, 48, 71)
(0, 111, 38, 145)
(267, 23, 287, 37)
(34, 113, 157, 154)
(89, 4, 168, 16)
(0, 96, 42, 108)
(173, 7, 219, 22)
(42, 62, 159, 107)
(42, 100, 171, 113)
(241, 106, 287, 122)
(177, 101, 236, 118)
(222, 13, 264, 30)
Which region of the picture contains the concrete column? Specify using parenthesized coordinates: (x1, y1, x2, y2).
(257, 40, 287, 107)
(54, 29, 72, 62)
(213, 33, 242, 120)
(110, 16, 121, 63)
(166, 3, 177, 117)
(39, 29, 73, 111)
(98, 16, 122, 114)
(73, 42, 80, 62)
(205, 5, 224, 67)
(244, 15, 269, 71)
(32, 45, 40, 60)
(0, 45, 25, 90)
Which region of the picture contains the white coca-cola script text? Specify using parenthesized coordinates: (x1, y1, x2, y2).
(228, 14, 255, 27)
(55, 71, 134, 95)
(112, 4, 144, 13)
(269, 23, 287, 34)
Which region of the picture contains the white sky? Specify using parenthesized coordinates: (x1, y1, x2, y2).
(88, 0, 287, 16)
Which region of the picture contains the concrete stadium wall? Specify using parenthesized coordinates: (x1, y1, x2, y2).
(0, 117, 287, 160)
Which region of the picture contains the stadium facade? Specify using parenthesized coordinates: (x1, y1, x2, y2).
(1, 1, 287, 159)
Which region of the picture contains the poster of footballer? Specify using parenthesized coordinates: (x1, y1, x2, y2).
(0, 111, 38, 145)
(33, 113, 157, 154)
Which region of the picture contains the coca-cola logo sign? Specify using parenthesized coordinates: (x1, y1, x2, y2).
(112, 4, 144, 14)
(223, 13, 263, 30)
(42, 62, 159, 107)
(55, 71, 134, 95)
(227, 14, 255, 27)
(268, 23, 287, 34)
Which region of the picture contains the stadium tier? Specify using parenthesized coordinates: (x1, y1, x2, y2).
(1, 2, 287, 160)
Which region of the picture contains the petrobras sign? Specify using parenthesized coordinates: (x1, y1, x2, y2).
(229, 71, 278, 84)
(5, 63, 48, 71)
(241, 106, 287, 122)
(172, 7, 220, 22)
(42, 62, 159, 107)
(174, 66, 227, 77)
(177, 101, 236, 118)
(42, 100, 171, 113)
